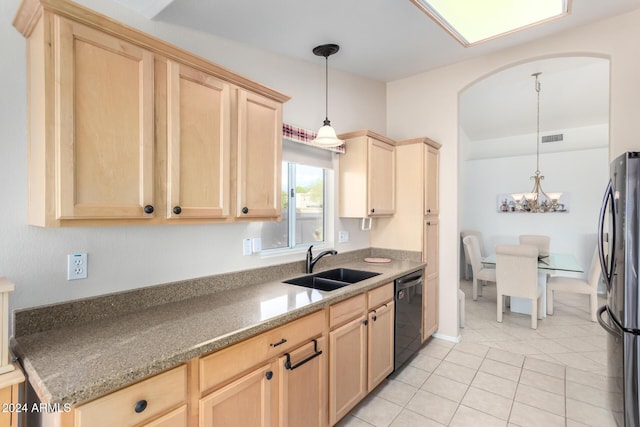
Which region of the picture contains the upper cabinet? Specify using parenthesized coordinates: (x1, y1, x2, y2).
(165, 61, 231, 220)
(338, 131, 396, 218)
(235, 90, 282, 220)
(424, 144, 439, 216)
(13, 0, 289, 227)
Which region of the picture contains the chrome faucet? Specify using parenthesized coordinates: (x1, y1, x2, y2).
(306, 245, 338, 273)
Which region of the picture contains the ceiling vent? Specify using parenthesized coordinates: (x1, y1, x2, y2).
(541, 134, 563, 143)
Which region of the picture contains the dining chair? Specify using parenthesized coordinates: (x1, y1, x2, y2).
(519, 235, 550, 257)
(462, 235, 496, 301)
(496, 244, 543, 329)
(547, 245, 602, 322)
(461, 230, 483, 280)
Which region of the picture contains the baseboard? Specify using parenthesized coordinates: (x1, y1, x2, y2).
(432, 332, 461, 343)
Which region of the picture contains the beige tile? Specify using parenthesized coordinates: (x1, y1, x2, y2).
(453, 341, 490, 357)
(548, 352, 605, 372)
(555, 336, 601, 352)
(419, 341, 453, 359)
(566, 381, 623, 411)
(336, 414, 375, 427)
(373, 379, 418, 407)
(421, 374, 469, 403)
(461, 386, 513, 420)
(352, 395, 403, 427)
(523, 356, 565, 379)
(445, 349, 484, 370)
(479, 359, 522, 382)
(405, 390, 459, 425)
(392, 365, 431, 388)
(527, 338, 573, 354)
(433, 360, 478, 385)
(449, 405, 507, 427)
(471, 371, 517, 399)
(566, 398, 618, 427)
(566, 367, 608, 390)
(509, 402, 565, 427)
(519, 369, 565, 396)
(389, 409, 446, 427)
(409, 353, 442, 373)
(491, 340, 543, 356)
(515, 383, 565, 416)
(486, 347, 525, 367)
(566, 420, 591, 427)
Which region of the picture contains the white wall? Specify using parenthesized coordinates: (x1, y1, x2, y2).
(387, 9, 640, 340)
(0, 0, 385, 312)
(462, 148, 609, 280)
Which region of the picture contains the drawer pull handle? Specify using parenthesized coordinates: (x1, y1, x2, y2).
(284, 340, 322, 371)
(143, 205, 154, 214)
(134, 400, 147, 413)
(265, 371, 273, 380)
(270, 338, 287, 348)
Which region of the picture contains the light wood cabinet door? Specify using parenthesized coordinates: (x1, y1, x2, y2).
(423, 274, 439, 340)
(166, 61, 230, 219)
(142, 405, 187, 427)
(277, 337, 327, 427)
(55, 16, 155, 220)
(236, 90, 282, 219)
(367, 301, 394, 392)
(200, 362, 277, 427)
(329, 315, 367, 425)
(424, 145, 439, 216)
(368, 139, 396, 216)
(424, 217, 439, 278)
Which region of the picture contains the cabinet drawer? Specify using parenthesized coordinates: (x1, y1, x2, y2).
(368, 282, 393, 309)
(74, 365, 187, 427)
(142, 405, 187, 427)
(200, 310, 324, 393)
(329, 294, 366, 329)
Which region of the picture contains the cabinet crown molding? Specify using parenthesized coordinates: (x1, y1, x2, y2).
(338, 130, 396, 146)
(396, 137, 442, 149)
(12, 0, 290, 103)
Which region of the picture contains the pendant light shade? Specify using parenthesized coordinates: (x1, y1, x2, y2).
(312, 44, 343, 147)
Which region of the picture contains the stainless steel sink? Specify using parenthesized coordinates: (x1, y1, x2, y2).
(283, 268, 380, 292)
(313, 268, 380, 283)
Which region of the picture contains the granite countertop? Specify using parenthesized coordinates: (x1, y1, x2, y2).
(12, 257, 424, 406)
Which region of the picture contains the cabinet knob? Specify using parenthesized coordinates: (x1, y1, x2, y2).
(363, 319, 368, 326)
(173, 206, 182, 215)
(427, 221, 431, 226)
(427, 209, 431, 213)
(143, 205, 154, 214)
(134, 400, 147, 413)
(372, 314, 377, 322)
(241, 207, 249, 214)
(370, 208, 375, 213)
(265, 371, 273, 380)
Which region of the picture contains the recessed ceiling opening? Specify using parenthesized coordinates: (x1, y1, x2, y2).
(410, 0, 571, 46)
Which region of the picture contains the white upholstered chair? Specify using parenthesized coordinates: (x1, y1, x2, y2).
(519, 235, 550, 257)
(461, 230, 483, 280)
(547, 246, 602, 322)
(463, 235, 496, 301)
(496, 244, 543, 329)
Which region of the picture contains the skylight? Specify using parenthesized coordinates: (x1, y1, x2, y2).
(410, 0, 570, 46)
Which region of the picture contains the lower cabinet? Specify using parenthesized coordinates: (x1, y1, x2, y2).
(329, 283, 395, 426)
(74, 365, 188, 427)
(31, 282, 403, 427)
(199, 362, 278, 427)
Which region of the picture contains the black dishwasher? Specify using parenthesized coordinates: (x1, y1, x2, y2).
(394, 269, 424, 371)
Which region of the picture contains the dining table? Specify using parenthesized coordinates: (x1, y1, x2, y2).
(481, 252, 584, 316)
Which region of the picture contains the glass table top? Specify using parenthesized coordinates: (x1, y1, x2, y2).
(482, 252, 583, 273)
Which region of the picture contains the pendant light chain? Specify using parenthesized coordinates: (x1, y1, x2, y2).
(324, 55, 329, 124)
(535, 72, 541, 174)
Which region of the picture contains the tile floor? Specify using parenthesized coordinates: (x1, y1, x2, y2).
(337, 279, 619, 427)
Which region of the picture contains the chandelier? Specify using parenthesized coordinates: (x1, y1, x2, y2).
(511, 72, 562, 213)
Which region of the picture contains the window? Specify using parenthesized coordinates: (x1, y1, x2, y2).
(261, 162, 326, 251)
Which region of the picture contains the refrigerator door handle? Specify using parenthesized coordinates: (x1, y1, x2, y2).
(597, 306, 621, 337)
(598, 180, 616, 291)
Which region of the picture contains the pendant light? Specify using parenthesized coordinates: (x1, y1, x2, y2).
(312, 43, 343, 147)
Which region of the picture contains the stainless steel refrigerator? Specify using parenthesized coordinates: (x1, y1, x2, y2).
(597, 151, 640, 426)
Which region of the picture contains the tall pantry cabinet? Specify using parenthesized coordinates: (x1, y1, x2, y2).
(370, 138, 441, 340)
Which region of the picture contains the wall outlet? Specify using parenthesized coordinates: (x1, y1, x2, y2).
(338, 230, 350, 243)
(67, 253, 88, 280)
(242, 238, 252, 256)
